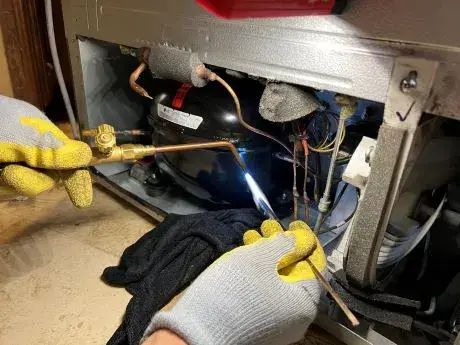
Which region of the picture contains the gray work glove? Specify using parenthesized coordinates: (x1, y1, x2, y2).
(0, 95, 93, 207)
(142, 220, 327, 345)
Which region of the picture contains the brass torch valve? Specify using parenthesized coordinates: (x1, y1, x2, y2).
(82, 124, 152, 165)
(81, 124, 117, 155)
(94, 124, 116, 154)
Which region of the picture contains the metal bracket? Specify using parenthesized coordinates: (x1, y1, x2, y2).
(396, 100, 416, 121)
(344, 57, 439, 288)
(315, 314, 397, 345)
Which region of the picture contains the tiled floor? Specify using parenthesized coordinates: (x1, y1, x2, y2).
(0, 186, 155, 345)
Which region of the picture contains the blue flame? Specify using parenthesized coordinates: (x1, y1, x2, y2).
(244, 172, 278, 220)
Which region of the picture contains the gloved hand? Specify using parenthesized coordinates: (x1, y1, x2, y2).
(0, 95, 93, 208)
(142, 220, 327, 345)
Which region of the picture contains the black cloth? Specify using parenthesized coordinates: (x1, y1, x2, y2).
(102, 209, 262, 345)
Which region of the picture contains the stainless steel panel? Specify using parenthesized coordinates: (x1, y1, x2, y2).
(61, 0, 460, 118)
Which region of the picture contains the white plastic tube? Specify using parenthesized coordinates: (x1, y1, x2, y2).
(45, 0, 80, 139)
(377, 195, 446, 267)
(314, 117, 346, 232)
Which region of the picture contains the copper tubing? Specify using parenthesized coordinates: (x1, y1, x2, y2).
(90, 140, 247, 172)
(306, 258, 360, 327)
(301, 138, 310, 222)
(277, 219, 359, 327)
(81, 128, 149, 137)
(129, 62, 153, 99)
(292, 138, 299, 220)
(195, 65, 293, 156)
(140, 47, 151, 64)
(114, 129, 150, 136)
(153, 141, 248, 172)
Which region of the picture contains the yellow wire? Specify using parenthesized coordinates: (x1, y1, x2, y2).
(308, 113, 341, 152)
(314, 119, 330, 149)
(318, 126, 344, 150)
(309, 126, 346, 153)
(312, 129, 345, 153)
(318, 138, 335, 150)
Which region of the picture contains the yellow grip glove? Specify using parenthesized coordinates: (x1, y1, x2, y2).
(243, 219, 326, 282)
(0, 95, 93, 208)
(142, 220, 327, 345)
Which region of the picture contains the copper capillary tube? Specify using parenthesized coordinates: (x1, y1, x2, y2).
(195, 65, 293, 157)
(306, 258, 360, 327)
(129, 62, 153, 100)
(272, 199, 358, 326)
(292, 138, 299, 220)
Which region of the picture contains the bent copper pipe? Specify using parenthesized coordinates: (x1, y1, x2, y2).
(89, 140, 247, 172)
(153, 141, 247, 172)
(195, 65, 293, 157)
(129, 62, 153, 99)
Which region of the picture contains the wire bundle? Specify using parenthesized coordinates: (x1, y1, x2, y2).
(377, 195, 446, 268)
(291, 110, 350, 222)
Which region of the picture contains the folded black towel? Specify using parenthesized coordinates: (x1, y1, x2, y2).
(102, 209, 262, 345)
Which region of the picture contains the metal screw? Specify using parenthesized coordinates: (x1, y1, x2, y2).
(400, 71, 418, 93)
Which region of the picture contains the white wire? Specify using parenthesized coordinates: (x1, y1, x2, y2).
(45, 0, 80, 139)
(377, 195, 446, 267)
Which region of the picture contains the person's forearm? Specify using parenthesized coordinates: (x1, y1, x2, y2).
(142, 329, 187, 345)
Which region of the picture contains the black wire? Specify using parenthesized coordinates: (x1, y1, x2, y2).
(303, 127, 321, 178)
(274, 151, 324, 180)
(318, 207, 356, 234)
(336, 156, 351, 165)
(319, 183, 349, 228)
(309, 110, 339, 145)
(318, 185, 358, 234)
(412, 320, 451, 340)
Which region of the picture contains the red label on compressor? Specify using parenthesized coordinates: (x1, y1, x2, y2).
(172, 83, 193, 110)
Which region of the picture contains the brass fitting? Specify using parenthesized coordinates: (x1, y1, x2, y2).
(90, 144, 156, 165)
(95, 124, 117, 154)
(81, 124, 117, 155)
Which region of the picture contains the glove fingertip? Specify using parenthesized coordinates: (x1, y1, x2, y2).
(72, 140, 93, 166)
(53, 141, 93, 169)
(288, 220, 311, 232)
(243, 230, 262, 245)
(61, 169, 93, 208)
(1, 165, 57, 197)
(260, 219, 284, 238)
